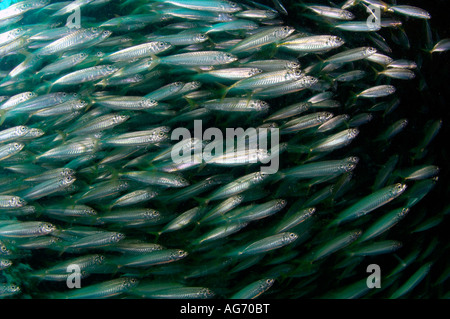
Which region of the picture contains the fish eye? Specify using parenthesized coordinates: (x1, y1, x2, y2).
(10, 285, 19, 291)
(266, 279, 273, 284)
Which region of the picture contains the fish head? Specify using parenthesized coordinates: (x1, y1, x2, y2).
(260, 278, 275, 289)
(224, 1, 242, 13)
(254, 171, 270, 182)
(341, 162, 356, 173)
(12, 28, 25, 36)
(78, 52, 89, 60)
(399, 119, 409, 128)
(94, 254, 105, 265)
(233, 194, 244, 203)
(307, 207, 317, 216)
(275, 26, 295, 39)
(286, 61, 300, 69)
(27, 128, 45, 138)
(144, 209, 160, 220)
(347, 156, 360, 164)
(141, 98, 157, 108)
(219, 52, 238, 64)
(318, 112, 334, 122)
(114, 113, 130, 124)
(106, 64, 118, 74)
(88, 27, 102, 37)
(130, 74, 144, 83)
(288, 68, 304, 80)
(348, 128, 360, 139)
(172, 249, 188, 259)
(253, 100, 270, 111)
(118, 181, 129, 191)
(0, 242, 11, 256)
(38, 0, 51, 6)
(101, 30, 112, 39)
(15, 126, 29, 136)
(156, 41, 172, 52)
(340, 10, 355, 20)
(329, 36, 345, 48)
(83, 206, 97, 216)
(398, 208, 410, 218)
(217, 13, 235, 22)
(124, 277, 139, 288)
(40, 223, 56, 235)
(61, 175, 76, 188)
(276, 199, 287, 209)
(194, 33, 209, 43)
(187, 81, 202, 90)
(353, 230, 363, 239)
(11, 196, 26, 207)
(113, 232, 125, 242)
(10, 142, 24, 152)
(284, 232, 298, 243)
(200, 288, 215, 298)
(62, 168, 75, 177)
(365, 47, 378, 55)
(174, 175, 190, 187)
(0, 259, 12, 268)
(249, 67, 263, 76)
(7, 284, 20, 294)
(75, 100, 89, 110)
(25, 91, 37, 100)
(392, 183, 407, 196)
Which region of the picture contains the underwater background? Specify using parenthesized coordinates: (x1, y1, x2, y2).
(0, 0, 448, 299)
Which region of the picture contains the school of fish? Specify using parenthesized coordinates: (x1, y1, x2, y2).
(0, 0, 448, 299)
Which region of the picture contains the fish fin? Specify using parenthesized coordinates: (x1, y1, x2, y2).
(193, 196, 210, 206)
(184, 96, 197, 109)
(0, 110, 7, 126)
